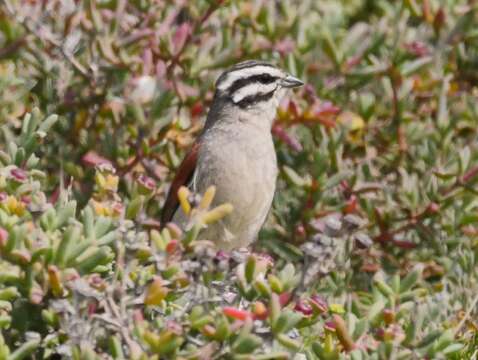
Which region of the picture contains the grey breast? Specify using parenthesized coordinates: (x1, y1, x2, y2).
(193, 122, 277, 247)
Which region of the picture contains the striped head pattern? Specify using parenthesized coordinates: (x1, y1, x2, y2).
(215, 60, 303, 109)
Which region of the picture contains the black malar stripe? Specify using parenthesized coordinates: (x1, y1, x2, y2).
(236, 90, 276, 108)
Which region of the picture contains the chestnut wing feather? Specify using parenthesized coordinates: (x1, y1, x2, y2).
(160, 142, 200, 227)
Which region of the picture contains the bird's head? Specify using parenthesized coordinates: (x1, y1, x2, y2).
(213, 60, 303, 118)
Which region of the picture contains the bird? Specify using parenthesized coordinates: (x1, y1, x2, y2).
(160, 60, 303, 250)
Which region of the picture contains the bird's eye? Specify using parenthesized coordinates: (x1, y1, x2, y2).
(258, 74, 274, 84)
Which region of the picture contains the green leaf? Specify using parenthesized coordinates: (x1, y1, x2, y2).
(94, 216, 113, 239)
(38, 114, 58, 134)
(0, 287, 20, 301)
(245, 255, 256, 283)
(40, 208, 58, 231)
(126, 196, 144, 220)
(352, 318, 369, 341)
(282, 165, 308, 187)
(55, 225, 81, 268)
(232, 333, 262, 354)
(8, 339, 40, 360)
(272, 310, 303, 334)
(373, 279, 395, 298)
(56, 201, 77, 229)
(108, 335, 124, 359)
(82, 206, 95, 239)
(367, 299, 385, 324)
(399, 56, 432, 77)
(276, 333, 302, 351)
(74, 246, 113, 274)
(441, 343, 464, 355)
(400, 268, 422, 293)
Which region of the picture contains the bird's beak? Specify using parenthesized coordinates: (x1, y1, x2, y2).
(281, 75, 304, 88)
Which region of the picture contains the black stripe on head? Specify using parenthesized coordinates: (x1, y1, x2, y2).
(236, 90, 276, 108)
(229, 60, 276, 72)
(228, 73, 279, 95)
(215, 60, 280, 91)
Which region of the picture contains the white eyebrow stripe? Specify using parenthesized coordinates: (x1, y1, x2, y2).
(232, 82, 277, 103)
(218, 66, 283, 91)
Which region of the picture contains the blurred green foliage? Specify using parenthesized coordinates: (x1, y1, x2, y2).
(1, 0, 478, 358)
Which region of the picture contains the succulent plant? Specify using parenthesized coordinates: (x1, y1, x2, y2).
(1, 0, 478, 358)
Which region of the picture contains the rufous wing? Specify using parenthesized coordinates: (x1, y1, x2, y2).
(160, 141, 200, 227)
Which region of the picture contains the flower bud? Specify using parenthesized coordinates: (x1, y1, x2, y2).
(426, 202, 440, 214)
(137, 174, 156, 195)
(310, 294, 329, 313)
(48, 265, 64, 297)
(252, 301, 268, 320)
(10, 168, 28, 183)
(294, 299, 313, 316)
(383, 308, 395, 324)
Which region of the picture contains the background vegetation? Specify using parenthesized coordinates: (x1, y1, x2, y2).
(0, 0, 478, 358)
